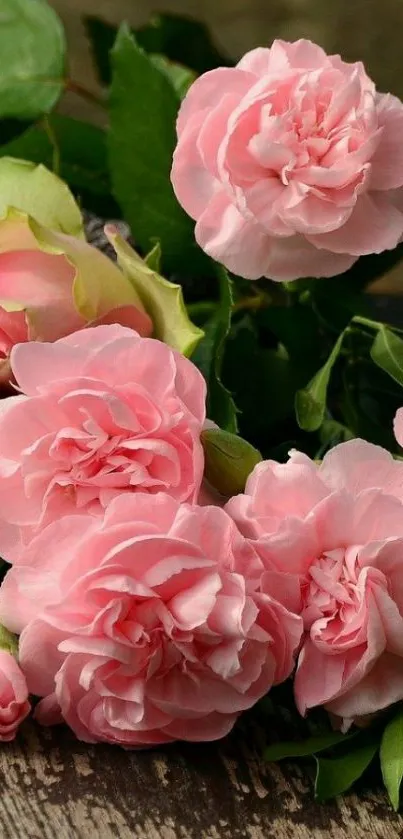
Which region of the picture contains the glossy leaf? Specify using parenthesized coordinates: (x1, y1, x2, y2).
(380, 708, 403, 811)
(105, 227, 203, 357)
(85, 13, 231, 85)
(108, 25, 205, 274)
(202, 428, 261, 496)
(0, 157, 83, 237)
(150, 54, 196, 98)
(0, 0, 65, 119)
(371, 325, 403, 388)
(315, 731, 380, 801)
(192, 267, 237, 432)
(295, 332, 345, 432)
(0, 116, 110, 199)
(264, 731, 353, 762)
(0, 624, 18, 657)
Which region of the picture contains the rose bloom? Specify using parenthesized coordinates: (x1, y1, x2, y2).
(0, 211, 152, 387)
(0, 652, 30, 741)
(171, 39, 403, 281)
(394, 408, 403, 447)
(0, 494, 302, 746)
(226, 439, 403, 729)
(0, 325, 206, 558)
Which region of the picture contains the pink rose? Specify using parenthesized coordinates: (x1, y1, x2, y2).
(0, 652, 30, 741)
(394, 408, 403, 447)
(171, 39, 403, 281)
(1, 494, 301, 746)
(226, 439, 403, 728)
(0, 212, 153, 387)
(0, 325, 206, 558)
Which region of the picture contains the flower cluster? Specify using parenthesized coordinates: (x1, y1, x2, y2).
(2, 35, 403, 778)
(0, 324, 303, 745)
(2, 320, 403, 746)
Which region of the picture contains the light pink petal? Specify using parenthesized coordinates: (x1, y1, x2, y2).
(19, 620, 65, 697)
(237, 40, 328, 76)
(394, 408, 403, 448)
(281, 186, 355, 235)
(195, 190, 271, 280)
(171, 111, 219, 219)
(294, 639, 347, 714)
(236, 47, 275, 77)
(0, 566, 59, 634)
(263, 234, 356, 281)
(10, 340, 87, 395)
(371, 94, 403, 190)
(272, 39, 329, 71)
(176, 68, 255, 137)
(308, 192, 403, 256)
(319, 438, 403, 498)
(326, 652, 403, 720)
(164, 711, 237, 741)
(0, 250, 82, 342)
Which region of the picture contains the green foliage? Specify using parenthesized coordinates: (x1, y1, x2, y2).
(380, 708, 403, 811)
(0, 116, 110, 205)
(108, 25, 206, 275)
(295, 332, 345, 432)
(148, 55, 196, 98)
(202, 428, 261, 496)
(264, 731, 353, 762)
(85, 12, 231, 85)
(266, 720, 383, 802)
(192, 268, 238, 432)
(314, 731, 380, 801)
(371, 325, 403, 387)
(0, 0, 65, 119)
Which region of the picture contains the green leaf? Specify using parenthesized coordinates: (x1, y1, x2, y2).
(108, 25, 206, 275)
(222, 316, 304, 454)
(150, 54, 196, 98)
(192, 267, 237, 432)
(0, 116, 110, 199)
(0, 624, 18, 658)
(136, 12, 232, 74)
(144, 241, 162, 273)
(316, 419, 354, 458)
(315, 731, 380, 801)
(312, 277, 371, 333)
(201, 428, 261, 496)
(0, 156, 83, 236)
(0, 0, 65, 119)
(84, 16, 116, 86)
(85, 13, 231, 85)
(295, 332, 345, 432)
(257, 303, 321, 362)
(380, 708, 403, 811)
(105, 226, 203, 357)
(371, 325, 403, 388)
(264, 731, 353, 762)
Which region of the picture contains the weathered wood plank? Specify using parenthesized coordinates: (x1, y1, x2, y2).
(0, 718, 400, 839)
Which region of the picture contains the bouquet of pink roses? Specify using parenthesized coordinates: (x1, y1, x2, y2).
(3, 0, 403, 812)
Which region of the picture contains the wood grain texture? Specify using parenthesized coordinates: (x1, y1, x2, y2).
(0, 716, 401, 839)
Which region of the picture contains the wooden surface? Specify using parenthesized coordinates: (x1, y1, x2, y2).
(0, 716, 401, 839)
